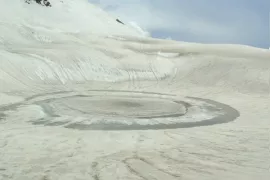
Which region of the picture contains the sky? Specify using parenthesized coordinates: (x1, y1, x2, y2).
(89, 0, 269, 48)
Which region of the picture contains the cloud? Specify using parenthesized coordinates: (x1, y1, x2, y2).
(89, 0, 269, 48)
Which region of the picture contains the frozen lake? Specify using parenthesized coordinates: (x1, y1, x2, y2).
(0, 0, 270, 180)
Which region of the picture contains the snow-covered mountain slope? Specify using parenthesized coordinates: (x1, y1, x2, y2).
(0, 0, 141, 35)
(0, 1, 270, 180)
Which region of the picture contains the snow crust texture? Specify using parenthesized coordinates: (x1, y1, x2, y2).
(0, 0, 270, 180)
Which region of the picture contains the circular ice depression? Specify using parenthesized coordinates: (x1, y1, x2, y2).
(54, 96, 187, 119)
(21, 90, 239, 130)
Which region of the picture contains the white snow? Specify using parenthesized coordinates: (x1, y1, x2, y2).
(128, 21, 151, 37)
(0, 0, 270, 180)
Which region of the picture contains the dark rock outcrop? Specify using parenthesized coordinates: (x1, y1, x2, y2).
(25, 0, 51, 7)
(116, 19, 124, 25)
(43, 0, 51, 7)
